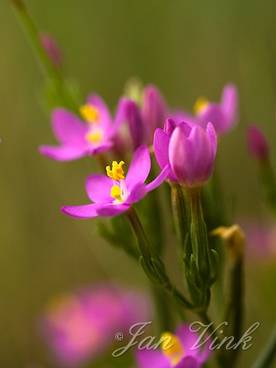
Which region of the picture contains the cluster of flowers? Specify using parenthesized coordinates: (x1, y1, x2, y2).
(42, 285, 210, 368)
(40, 84, 238, 218)
(40, 83, 239, 368)
(10, 4, 276, 367)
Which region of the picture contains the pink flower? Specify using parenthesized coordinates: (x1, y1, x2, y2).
(39, 95, 130, 161)
(175, 84, 239, 135)
(136, 324, 210, 368)
(62, 146, 169, 218)
(154, 119, 217, 186)
(41, 284, 150, 367)
(142, 85, 167, 144)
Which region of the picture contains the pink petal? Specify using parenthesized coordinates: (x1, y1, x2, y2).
(176, 324, 211, 363)
(136, 349, 170, 368)
(62, 204, 101, 218)
(176, 324, 199, 352)
(39, 145, 86, 161)
(126, 183, 147, 204)
(154, 129, 170, 169)
(89, 141, 113, 154)
(146, 165, 170, 192)
(221, 84, 238, 129)
(52, 109, 87, 144)
(176, 356, 199, 368)
(86, 94, 112, 129)
(198, 104, 226, 133)
(96, 203, 130, 217)
(125, 145, 151, 189)
(206, 122, 218, 159)
(85, 175, 113, 203)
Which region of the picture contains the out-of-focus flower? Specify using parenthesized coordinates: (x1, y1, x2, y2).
(113, 99, 144, 154)
(40, 33, 63, 68)
(42, 284, 150, 367)
(154, 119, 217, 187)
(136, 324, 210, 368)
(247, 125, 269, 161)
(62, 145, 169, 218)
(39, 95, 129, 161)
(141, 85, 167, 144)
(117, 84, 169, 149)
(176, 84, 238, 135)
(241, 220, 276, 259)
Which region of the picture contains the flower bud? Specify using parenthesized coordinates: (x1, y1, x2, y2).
(113, 99, 144, 154)
(247, 125, 269, 161)
(142, 85, 167, 144)
(168, 122, 217, 187)
(124, 100, 144, 149)
(40, 33, 63, 68)
(212, 225, 245, 261)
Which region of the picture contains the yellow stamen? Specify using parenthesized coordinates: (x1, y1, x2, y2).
(161, 332, 184, 366)
(194, 97, 209, 114)
(106, 161, 125, 181)
(80, 104, 100, 123)
(85, 129, 103, 144)
(110, 185, 123, 202)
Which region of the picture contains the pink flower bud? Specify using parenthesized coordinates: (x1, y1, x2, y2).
(247, 125, 269, 161)
(40, 33, 63, 68)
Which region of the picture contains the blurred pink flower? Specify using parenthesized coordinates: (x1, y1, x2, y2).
(247, 125, 269, 161)
(174, 84, 239, 135)
(242, 220, 276, 259)
(41, 284, 150, 367)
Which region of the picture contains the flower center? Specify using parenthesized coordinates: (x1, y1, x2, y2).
(194, 97, 209, 115)
(85, 129, 103, 144)
(80, 104, 100, 124)
(106, 161, 125, 181)
(161, 332, 185, 366)
(110, 185, 123, 202)
(106, 161, 126, 203)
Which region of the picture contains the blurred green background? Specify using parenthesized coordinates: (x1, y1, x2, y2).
(1, 0, 276, 366)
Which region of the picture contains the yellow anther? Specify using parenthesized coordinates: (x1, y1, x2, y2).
(106, 161, 125, 181)
(194, 97, 209, 114)
(110, 185, 123, 202)
(80, 104, 100, 123)
(161, 332, 184, 366)
(85, 129, 103, 144)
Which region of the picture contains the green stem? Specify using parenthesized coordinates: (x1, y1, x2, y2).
(151, 285, 174, 333)
(252, 327, 276, 368)
(10, 0, 59, 79)
(170, 183, 190, 256)
(189, 187, 211, 272)
(259, 159, 276, 215)
(126, 208, 193, 311)
(10, 0, 79, 112)
(221, 254, 244, 367)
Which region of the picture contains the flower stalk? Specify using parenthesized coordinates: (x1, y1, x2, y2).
(184, 187, 218, 310)
(170, 183, 190, 254)
(213, 225, 245, 367)
(10, 0, 79, 112)
(259, 159, 276, 216)
(10, 0, 59, 79)
(252, 326, 276, 368)
(126, 207, 193, 311)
